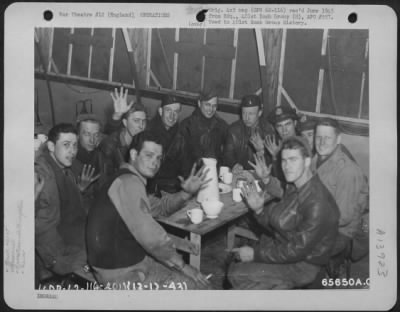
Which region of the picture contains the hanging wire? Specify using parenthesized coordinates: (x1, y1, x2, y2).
(326, 35, 338, 115)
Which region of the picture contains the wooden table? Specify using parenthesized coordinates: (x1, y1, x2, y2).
(157, 192, 249, 269)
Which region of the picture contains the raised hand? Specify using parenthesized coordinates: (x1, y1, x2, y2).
(248, 153, 272, 182)
(249, 132, 264, 153)
(241, 181, 265, 214)
(231, 246, 254, 262)
(178, 163, 211, 195)
(110, 85, 134, 120)
(78, 164, 100, 192)
(264, 134, 282, 160)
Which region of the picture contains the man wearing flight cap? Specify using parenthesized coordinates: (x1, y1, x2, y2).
(175, 89, 228, 177)
(223, 94, 275, 171)
(297, 114, 317, 154)
(312, 118, 369, 260)
(265, 105, 299, 182)
(146, 93, 184, 195)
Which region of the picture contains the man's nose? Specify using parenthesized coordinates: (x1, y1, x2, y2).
(89, 135, 95, 144)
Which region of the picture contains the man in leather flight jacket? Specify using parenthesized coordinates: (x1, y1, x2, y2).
(229, 136, 339, 289)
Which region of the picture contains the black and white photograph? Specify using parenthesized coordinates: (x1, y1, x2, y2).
(4, 3, 397, 310)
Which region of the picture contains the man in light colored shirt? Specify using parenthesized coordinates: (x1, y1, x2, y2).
(87, 131, 212, 289)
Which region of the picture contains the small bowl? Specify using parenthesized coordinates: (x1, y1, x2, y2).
(201, 200, 224, 218)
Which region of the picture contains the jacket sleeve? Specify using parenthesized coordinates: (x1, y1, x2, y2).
(148, 191, 190, 218)
(253, 199, 329, 264)
(222, 130, 237, 168)
(334, 165, 369, 236)
(108, 175, 185, 269)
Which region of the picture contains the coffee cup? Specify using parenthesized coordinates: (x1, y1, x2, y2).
(187, 208, 204, 224)
(232, 188, 242, 202)
(219, 166, 230, 180)
(222, 172, 233, 184)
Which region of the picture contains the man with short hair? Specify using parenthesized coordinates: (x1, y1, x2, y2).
(223, 94, 275, 171)
(176, 90, 228, 177)
(87, 131, 212, 289)
(99, 87, 147, 177)
(35, 123, 93, 283)
(265, 106, 299, 182)
(72, 113, 105, 211)
(146, 94, 183, 195)
(313, 118, 369, 257)
(228, 136, 339, 289)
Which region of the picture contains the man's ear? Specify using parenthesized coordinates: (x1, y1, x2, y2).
(129, 149, 138, 162)
(158, 107, 163, 117)
(197, 100, 201, 108)
(122, 119, 127, 128)
(47, 141, 55, 153)
(258, 109, 262, 118)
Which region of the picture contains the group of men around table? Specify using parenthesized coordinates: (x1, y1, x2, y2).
(34, 86, 369, 290)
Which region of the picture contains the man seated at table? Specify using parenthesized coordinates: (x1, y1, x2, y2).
(146, 93, 184, 195)
(228, 136, 339, 289)
(223, 94, 275, 172)
(313, 118, 369, 260)
(86, 131, 212, 289)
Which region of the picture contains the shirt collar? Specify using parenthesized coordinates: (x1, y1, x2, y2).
(120, 162, 147, 185)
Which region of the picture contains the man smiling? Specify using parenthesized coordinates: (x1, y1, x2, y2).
(146, 94, 183, 195)
(175, 90, 228, 177)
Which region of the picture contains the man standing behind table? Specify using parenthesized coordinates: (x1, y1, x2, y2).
(87, 131, 212, 289)
(223, 94, 275, 172)
(229, 136, 339, 289)
(35, 123, 94, 283)
(99, 86, 147, 177)
(146, 94, 183, 195)
(313, 118, 369, 259)
(175, 89, 228, 177)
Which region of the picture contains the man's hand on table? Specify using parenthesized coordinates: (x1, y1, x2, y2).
(231, 246, 254, 262)
(179, 163, 211, 196)
(182, 264, 211, 288)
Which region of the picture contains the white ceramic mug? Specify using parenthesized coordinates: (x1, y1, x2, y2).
(222, 172, 233, 184)
(219, 166, 230, 180)
(232, 188, 242, 202)
(187, 208, 204, 224)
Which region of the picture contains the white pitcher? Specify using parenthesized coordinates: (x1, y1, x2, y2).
(196, 158, 220, 203)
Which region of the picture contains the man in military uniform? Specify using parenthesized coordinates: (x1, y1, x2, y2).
(223, 94, 275, 172)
